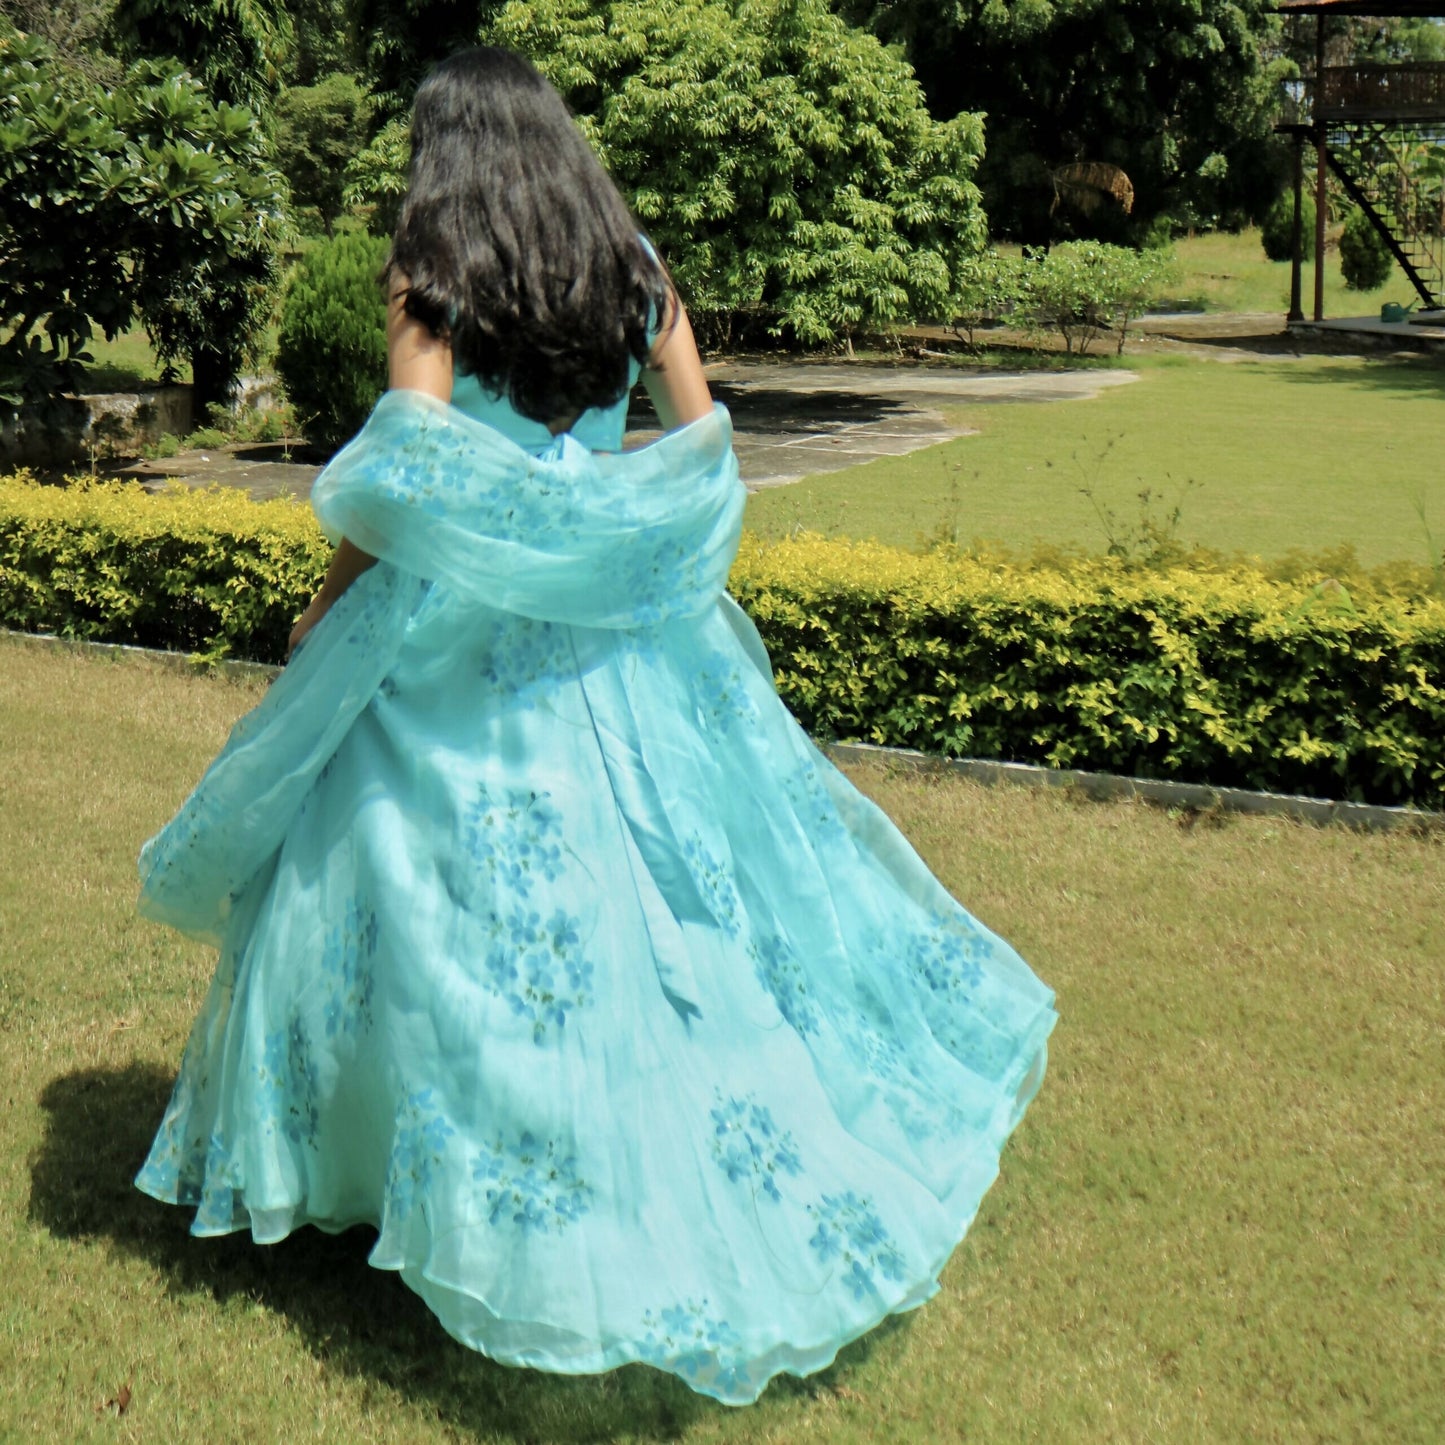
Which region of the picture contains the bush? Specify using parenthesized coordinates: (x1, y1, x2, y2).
(273, 73, 372, 237)
(1339, 208, 1394, 291)
(275, 232, 389, 451)
(0, 474, 327, 662)
(1019, 242, 1179, 355)
(1261, 190, 1314, 263)
(3, 472, 1442, 807)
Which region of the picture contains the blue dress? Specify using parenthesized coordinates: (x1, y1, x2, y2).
(135, 362, 1057, 1406)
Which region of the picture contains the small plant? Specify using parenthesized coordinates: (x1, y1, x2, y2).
(1020, 242, 1178, 356)
(141, 433, 181, 460)
(1260, 190, 1315, 263)
(1339, 209, 1394, 291)
(1071, 433, 1200, 566)
(183, 426, 230, 451)
(276, 232, 390, 451)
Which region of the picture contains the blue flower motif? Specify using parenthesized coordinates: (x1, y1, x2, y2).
(691, 655, 757, 737)
(319, 900, 378, 1039)
(806, 1191, 907, 1298)
(639, 1299, 752, 1399)
(256, 1016, 322, 1150)
(750, 931, 820, 1037)
(709, 1091, 804, 1203)
(470, 1131, 594, 1232)
(463, 787, 569, 901)
(385, 1088, 456, 1223)
(482, 902, 596, 1045)
(681, 834, 742, 937)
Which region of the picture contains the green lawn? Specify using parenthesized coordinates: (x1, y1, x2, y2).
(745, 353, 1445, 567)
(1161, 226, 1407, 317)
(3, 635, 1441, 1443)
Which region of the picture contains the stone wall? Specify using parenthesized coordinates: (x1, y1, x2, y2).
(1, 386, 194, 468)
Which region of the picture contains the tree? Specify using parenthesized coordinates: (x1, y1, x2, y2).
(274, 72, 371, 234)
(0, 29, 287, 412)
(349, 0, 989, 347)
(109, 0, 294, 112)
(845, 0, 1288, 244)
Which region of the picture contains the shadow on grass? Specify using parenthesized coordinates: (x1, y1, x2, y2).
(1271, 351, 1445, 396)
(28, 1063, 898, 1441)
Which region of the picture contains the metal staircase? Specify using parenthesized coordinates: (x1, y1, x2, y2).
(1324, 118, 1445, 308)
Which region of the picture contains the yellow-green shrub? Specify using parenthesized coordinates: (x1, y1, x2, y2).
(730, 534, 1445, 809)
(3, 476, 1442, 807)
(0, 475, 329, 664)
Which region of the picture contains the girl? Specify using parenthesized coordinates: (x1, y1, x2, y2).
(136, 47, 1056, 1406)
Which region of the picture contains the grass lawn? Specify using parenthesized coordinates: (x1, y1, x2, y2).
(3, 635, 1441, 1443)
(1160, 227, 1405, 317)
(745, 353, 1445, 567)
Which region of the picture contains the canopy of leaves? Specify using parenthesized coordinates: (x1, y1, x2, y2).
(350, 0, 987, 345)
(0, 28, 286, 410)
(274, 72, 371, 234)
(847, 0, 1288, 243)
(109, 0, 294, 112)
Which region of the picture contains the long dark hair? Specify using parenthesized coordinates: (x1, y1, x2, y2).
(386, 47, 671, 424)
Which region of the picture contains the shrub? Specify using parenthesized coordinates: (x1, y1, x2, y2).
(3, 473, 1442, 807)
(1020, 242, 1179, 355)
(273, 73, 372, 237)
(275, 232, 389, 451)
(1261, 190, 1314, 263)
(1339, 208, 1394, 291)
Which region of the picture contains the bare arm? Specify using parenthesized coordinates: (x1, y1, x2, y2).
(289, 275, 453, 657)
(641, 291, 713, 431)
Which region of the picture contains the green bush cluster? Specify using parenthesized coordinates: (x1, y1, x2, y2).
(275, 231, 390, 451)
(0, 474, 328, 663)
(3, 474, 1441, 807)
(1260, 190, 1315, 264)
(1339, 208, 1395, 292)
(731, 534, 1445, 808)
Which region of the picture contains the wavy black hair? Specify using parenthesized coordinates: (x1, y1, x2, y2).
(386, 47, 671, 425)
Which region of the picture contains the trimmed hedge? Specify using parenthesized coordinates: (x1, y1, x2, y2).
(3, 475, 1443, 807)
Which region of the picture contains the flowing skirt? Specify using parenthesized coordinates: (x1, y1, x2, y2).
(136, 563, 1056, 1405)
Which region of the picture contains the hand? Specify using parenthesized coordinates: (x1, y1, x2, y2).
(288, 594, 331, 659)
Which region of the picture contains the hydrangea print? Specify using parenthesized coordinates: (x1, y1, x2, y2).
(805, 1191, 907, 1300)
(709, 1091, 804, 1202)
(471, 1130, 595, 1232)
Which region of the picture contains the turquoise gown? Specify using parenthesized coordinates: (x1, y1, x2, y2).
(135, 358, 1057, 1406)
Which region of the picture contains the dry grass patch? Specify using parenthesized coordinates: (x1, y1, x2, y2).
(2, 636, 1441, 1443)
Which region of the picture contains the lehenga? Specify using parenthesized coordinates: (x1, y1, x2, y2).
(135, 360, 1057, 1405)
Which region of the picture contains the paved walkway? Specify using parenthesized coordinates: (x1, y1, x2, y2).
(118, 360, 1138, 500)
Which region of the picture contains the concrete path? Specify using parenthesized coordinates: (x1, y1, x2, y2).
(118, 359, 1138, 500)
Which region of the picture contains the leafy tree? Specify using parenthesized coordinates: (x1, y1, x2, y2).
(1338, 209, 1393, 292)
(1260, 188, 1314, 263)
(0, 29, 286, 411)
(284, 0, 363, 83)
(1020, 241, 1178, 355)
(109, 0, 294, 111)
(274, 72, 371, 234)
(845, 0, 1288, 244)
(349, 0, 989, 346)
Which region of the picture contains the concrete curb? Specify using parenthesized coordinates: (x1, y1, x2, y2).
(826, 742, 1445, 835)
(8, 630, 1441, 835)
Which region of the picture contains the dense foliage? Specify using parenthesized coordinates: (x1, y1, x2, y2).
(1338, 208, 1395, 293)
(274, 231, 389, 449)
(347, 0, 989, 346)
(109, 0, 294, 112)
(1019, 242, 1178, 355)
(273, 72, 372, 235)
(4, 474, 1442, 807)
(0, 28, 286, 412)
(846, 0, 1288, 243)
(1260, 188, 1314, 264)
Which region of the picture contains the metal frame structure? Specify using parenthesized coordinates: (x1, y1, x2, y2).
(1276, 1, 1445, 318)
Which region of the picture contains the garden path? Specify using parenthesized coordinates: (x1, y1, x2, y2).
(118, 359, 1137, 499)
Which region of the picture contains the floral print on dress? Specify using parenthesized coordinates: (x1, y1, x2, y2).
(464, 787, 566, 900)
(483, 906, 595, 1044)
(750, 931, 821, 1037)
(638, 1300, 751, 1399)
(691, 655, 757, 737)
(905, 912, 986, 999)
(680, 834, 741, 937)
(709, 1092, 803, 1202)
(320, 901, 378, 1039)
(806, 1191, 908, 1301)
(385, 1087, 456, 1223)
(194, 1131, 245, 1233)
(471, 1131, 594, 1232)
(257, 1016, 322, 1149)
(137, 1042, 211, 1202)
(478, 617, 575, 710)
(782, 754, 852, 850)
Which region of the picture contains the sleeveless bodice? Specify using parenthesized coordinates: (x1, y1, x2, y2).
(450, 353, 644, 454)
